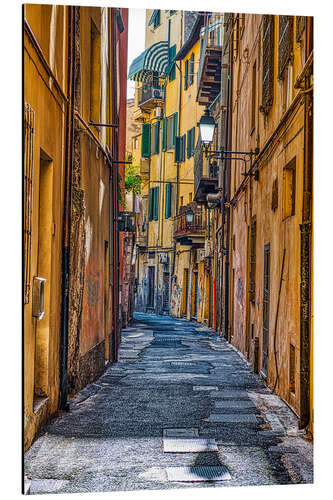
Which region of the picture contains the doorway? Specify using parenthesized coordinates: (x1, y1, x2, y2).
(262, 243, 270, 377)
(147, 266, 155, 309)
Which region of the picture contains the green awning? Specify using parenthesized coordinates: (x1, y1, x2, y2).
(128, 40, 169, 82)
(148, 10, 160, 27)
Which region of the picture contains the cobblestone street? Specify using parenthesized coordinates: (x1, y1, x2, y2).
(24, 314, 313, 495)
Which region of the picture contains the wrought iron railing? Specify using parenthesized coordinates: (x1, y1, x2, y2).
(174, 203, 205, 238)
(138, 82, 165, 106)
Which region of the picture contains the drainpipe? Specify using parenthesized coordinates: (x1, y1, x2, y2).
(299, 17, 313, 430)
(224, 23, 233, 341)
(59, 5, 75, 411)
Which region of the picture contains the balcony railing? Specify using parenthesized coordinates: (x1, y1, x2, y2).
(197, 21, 223, 106)
(138, 82, 165, 111)
(174, 203, 205, 242)
(193, 138, 218, 204)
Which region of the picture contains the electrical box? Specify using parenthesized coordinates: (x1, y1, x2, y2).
(32, 277, 47, 320)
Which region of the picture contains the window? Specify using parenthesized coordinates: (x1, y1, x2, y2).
(167, 112, 178, 149)
(169, 44, 176, 81)
(149, 186, 159, 220)
(250, 61, 256, 134)
(187, 127, 195, 158)
(141, 123, 151, 157)
(184, 59, 189, 90)
(189, 53, 194, 86)
(162, 117, 167, 151)
(169, 10, 176, 16)
(90, 20, 101, 123)
(283, 157, 296, 219)
(249, 219, 256, 302)
(165, 183, 172, 219)
(189, 192, 192, 203)
(24, 103, 35, 304)
(151, 121, 160, 155)
(271, 178, 278, 211)
(180, 196, 184, 207)
(278, 16, 294, 78)
(262, 15, 275, 113)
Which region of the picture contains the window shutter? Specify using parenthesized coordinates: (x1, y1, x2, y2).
(172, 112, 178, 148)
(175, 136, 181, 162)
(278, 16, 294, 78)
(184, 60, 188, 90)
(153, 186, 159, 220)
(262, 15, 274, 111)
(189, 53, 194, 85)
(192, 127, 195, 155)
(169, 44, 176, 81)
(149, 188, 154, 220)
(162, 117, 167, 151)
(182, 134, 186, 162)
(154, 120, 160, 154)
(165, 183, 172, 219)
(142, 123, 151, 157)
(187, 129, 191, 158)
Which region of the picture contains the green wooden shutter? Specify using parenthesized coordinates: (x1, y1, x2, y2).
(165, 183, 172, 218)
(189, 53, 194, 85)
(149, 188, 154, 220)
(191, 127, 195, 156)
(153, 186, 159, 220)
(184, 60, 188, 90)
(142, 123, 151, 157)
(181, 134, 186, 162)
(162, 117, 167, 151)
(172, 112, 178, 148)
(154, 120, 160, 154)
(169, 44, 176, 81)
(175, 136, 181, 163)
(187, 129, 191, 158)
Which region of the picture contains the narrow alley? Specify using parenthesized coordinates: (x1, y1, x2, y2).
(24, 314, 313, 494)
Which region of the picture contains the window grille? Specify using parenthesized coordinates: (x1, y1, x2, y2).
(262, 15, 275, 112)
(278, 16, 294, 78)
(24, 103, 35, 304)
(271, 178, 278, 211)
(296, 16, 305, 42)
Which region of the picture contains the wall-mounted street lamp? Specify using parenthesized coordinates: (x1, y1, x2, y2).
(185, 207, 194, 227)
(198, 107, 259, 178)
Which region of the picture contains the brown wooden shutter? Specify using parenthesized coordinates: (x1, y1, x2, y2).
(278, 16, 294, 78)
(262, 15, 275, 111)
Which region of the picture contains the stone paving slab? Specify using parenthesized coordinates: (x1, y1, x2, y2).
(210, 390, 250, 399)
(209, 413, 258, 424)
(163, 438, 218, 452)
(193, 386, 218, 391)
(163, 428, 199, 438)
(214, 400, 257, 410)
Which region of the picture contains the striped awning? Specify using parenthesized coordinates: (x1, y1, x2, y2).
(128, 40, 169, 82)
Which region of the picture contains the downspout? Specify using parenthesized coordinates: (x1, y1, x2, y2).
(224, 23, 233, 341)
(299, 17, 313, 430)
(59, 5, 75, 411)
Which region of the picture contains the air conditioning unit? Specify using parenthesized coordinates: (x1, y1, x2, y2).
(153, 107, 162, 118)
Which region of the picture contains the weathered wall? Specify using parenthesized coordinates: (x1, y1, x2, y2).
(228, 14, 310, 418)
(24, 4, 67, 450)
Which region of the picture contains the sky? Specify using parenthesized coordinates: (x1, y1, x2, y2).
(127, 8, 146, 99)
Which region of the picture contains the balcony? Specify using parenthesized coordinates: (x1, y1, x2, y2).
(197, 23, 222, 106)
(193, 139, 218, 204)
(173, 203, 205, 246)
(138, 82, 165, 112)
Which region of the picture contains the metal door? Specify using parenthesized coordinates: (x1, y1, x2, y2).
(147, 266, 155, 309)
(162, 272, 170, 311)
(262, 243, 270, 377)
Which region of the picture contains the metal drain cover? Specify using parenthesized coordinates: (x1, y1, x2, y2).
(163, 428, 199, 438)
(163, 438, 218, 453)
(166, 466, 231, 482)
